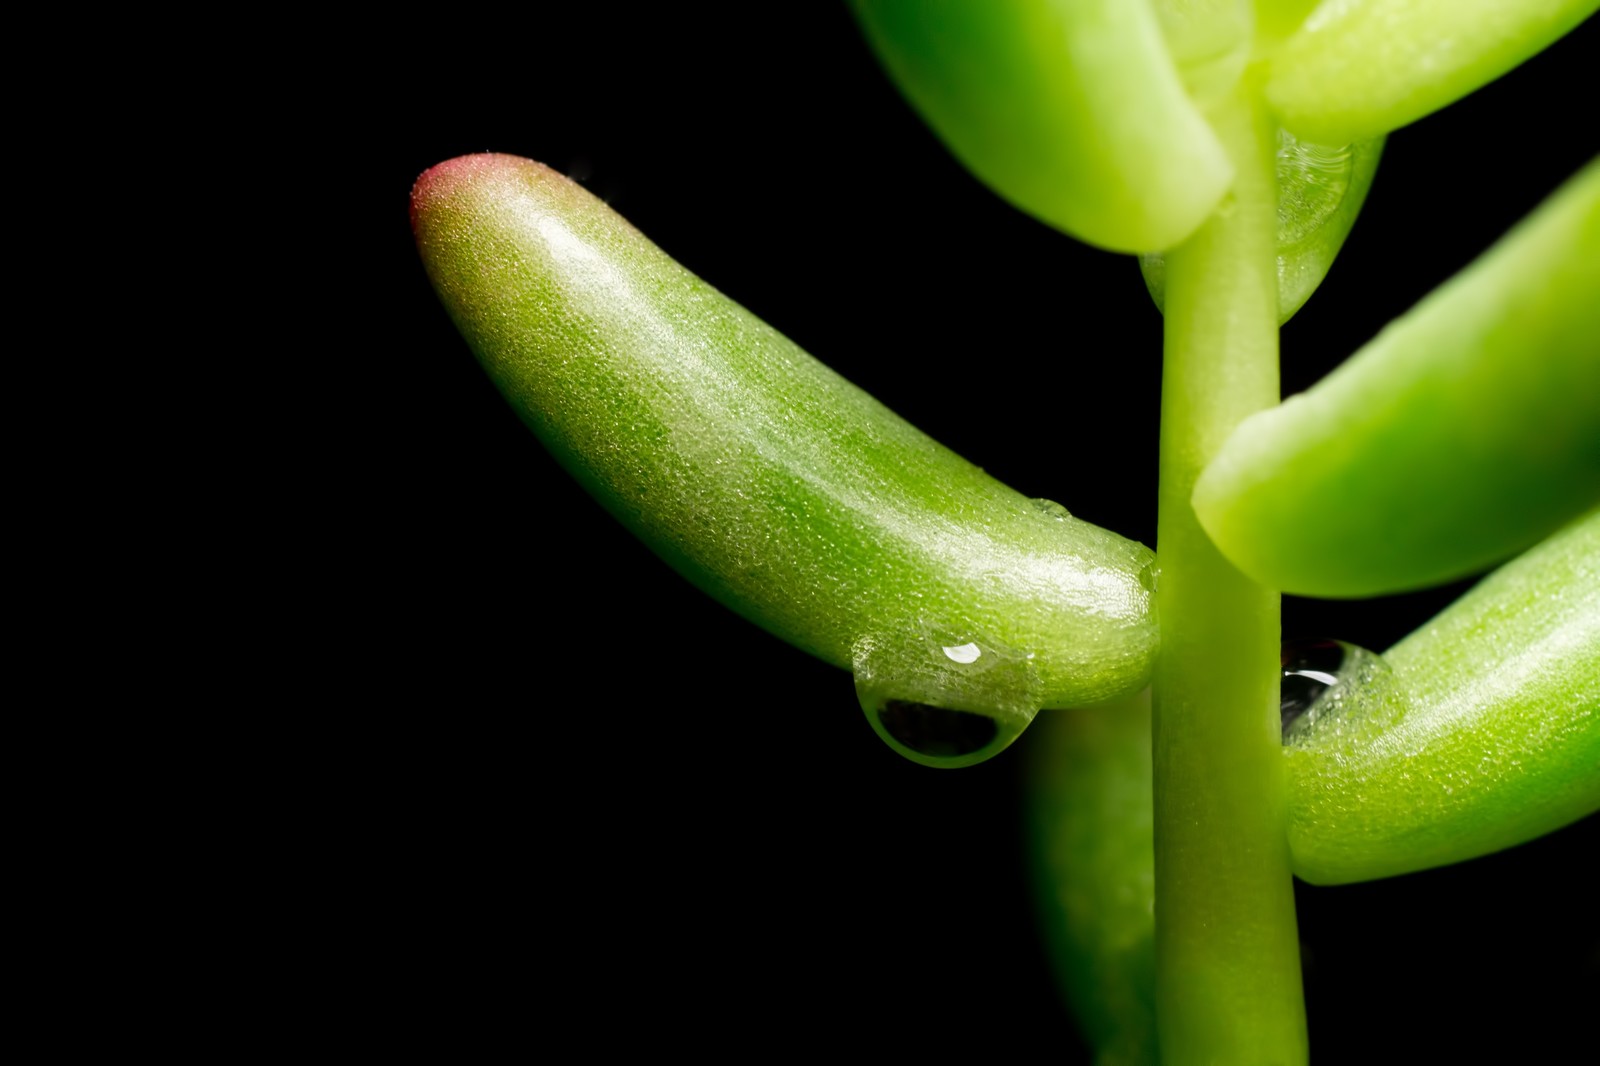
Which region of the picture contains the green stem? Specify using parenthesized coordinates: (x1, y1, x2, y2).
(1152, 76, 1307, 1063)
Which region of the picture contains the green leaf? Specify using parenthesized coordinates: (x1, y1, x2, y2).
(1193, 158, 1600, 597)
(849, 0, 1232, 252)
(1285, 508, 1600, 885)
(412, 154, 1158, 764)
(1267, 0, 1600, 144)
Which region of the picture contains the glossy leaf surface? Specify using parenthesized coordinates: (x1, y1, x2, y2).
(1268, 0, 1600, 143)
(1194, 159, 1600, 597)
(412, 154, 1158, 762)
(850, 0, 1231, 252)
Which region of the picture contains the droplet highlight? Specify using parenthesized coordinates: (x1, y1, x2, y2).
(942, 642, 982, 664)
(877, 701, 999, 759)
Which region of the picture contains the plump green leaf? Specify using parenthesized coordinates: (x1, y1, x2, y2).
(849, 0, 1232, 252)
(1194, 159, 1600, 597)
(1285, 509, 1600, 885)
(1267, 0, 1600, 144)
(412, 154, 1158, 764)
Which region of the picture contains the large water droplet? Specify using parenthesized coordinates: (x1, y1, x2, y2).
(1280, 638, 1405, 748)
(877, 701, 999, 758)
(853, 627, 1042, 768)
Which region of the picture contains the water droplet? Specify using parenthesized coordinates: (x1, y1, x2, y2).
(1280, 638, 1406, 748)
(876, 701, 999, 759)
(1280, 639, 1347, 728)
(852, 627, 1042, 768)
(1030, 498, 1071, 520)
(1138, 561, 1158, 593)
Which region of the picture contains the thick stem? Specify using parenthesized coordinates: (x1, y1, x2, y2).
(1152, 77, 1307, 1063)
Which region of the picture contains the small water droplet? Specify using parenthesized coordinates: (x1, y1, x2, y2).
(1280, 638, 1405, 747)
(877, 701, 999, 759)
(1138, 561, 1158, 593)
(1030, 498, 1071, 520)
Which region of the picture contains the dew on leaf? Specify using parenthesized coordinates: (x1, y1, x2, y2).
(1280, 638, 1406, 748)
(853, 628, 1042, 768)
(1030, 497, 1072, 520)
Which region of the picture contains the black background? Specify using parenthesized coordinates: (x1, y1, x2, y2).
(361, 7, 1597, 1059)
